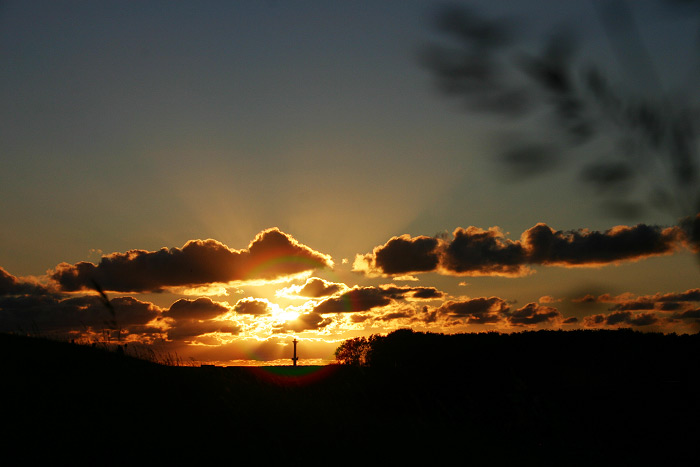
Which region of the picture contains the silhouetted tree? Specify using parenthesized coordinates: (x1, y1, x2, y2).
(334, 336, 371, 366)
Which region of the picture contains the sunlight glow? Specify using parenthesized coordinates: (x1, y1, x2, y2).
(273, 307, 301, 322)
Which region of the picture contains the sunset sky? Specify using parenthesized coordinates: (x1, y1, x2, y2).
(2, 0, 699, 365)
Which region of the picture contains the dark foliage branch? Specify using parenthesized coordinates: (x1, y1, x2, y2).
(421, 1, 700, 236)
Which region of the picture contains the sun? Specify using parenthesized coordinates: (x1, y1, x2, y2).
(271, 305, 301, 322)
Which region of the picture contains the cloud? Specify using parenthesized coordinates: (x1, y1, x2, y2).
(233, 297, 273, 315)
(377, 285, 446, 301)
(0, 293, 161, 335)
(435, 297, 510, 324)
(273, 312, 332, 333)
(311, 284, 446, 314)
(0, 269, 241, 342)
(573, 288, 700, 316)
(392, 275, 419, 281)
(583, 311, 659, 327)
(160, 298, 239, 342)
(165, 297, 230, 320)
(507, 303, 561, 326)
(680, 213, 700, 252)
(275, 277, 347, 299)
(313, 287, 393, 314)
(521, 223, 683, 267)
(165, 319, 240, 341)
(427, 297, 563, 327)
(354, 221, 686, 277)
(671, 308, 700, 320)
(441, 227, 528, 276)
(50, 228, 333, 293)
(353, 235, 440, 276)
(0, 267, 52, 296)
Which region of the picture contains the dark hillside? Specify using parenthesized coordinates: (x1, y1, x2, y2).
(2, 330, 699, 466)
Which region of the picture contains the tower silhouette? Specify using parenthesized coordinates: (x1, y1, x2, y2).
(292, 338, 299, 367)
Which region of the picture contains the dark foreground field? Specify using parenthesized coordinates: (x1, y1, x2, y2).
(2, 330, 699, 466)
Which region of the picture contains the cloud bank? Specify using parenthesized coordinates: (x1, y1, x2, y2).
(50, 228, 333, 293)
(355, 222, 686, 277)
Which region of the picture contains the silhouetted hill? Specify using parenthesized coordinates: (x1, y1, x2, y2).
(2, 330, 699, 466)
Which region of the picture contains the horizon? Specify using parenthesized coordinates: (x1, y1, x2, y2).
(2, 0, 700, 366)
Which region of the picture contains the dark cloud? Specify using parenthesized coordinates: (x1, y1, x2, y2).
(376, 311, 413, 322)
(166, 297, 230, 320)
(0, 267, 51, 296)
(313, 287, 393, 314)
(572, 294, 598, 303)
(658, 302, 683, 311)
(609, 299, 656, 311)
(428, 297, 562, 327)
(656, 289, 700, 302)
(233, 298, 272, 315)
(354, 222, 686, 277)
(378, 285, 446, 301)
(273, 312, 332, 333)
(353, 235, 439, 276)
(50, 228, 333, 293)
(442, 227, 527, 276)
(507, 303, 561, 326)
(160, 298, 238, 341)
(574, 288, 700, 315)
(312, 284, 446, 315)
(583, 311, 659, 327)
(0, 293, 160, 335)
(680, 213, 700, 252)
(436, 297, 509, 324)
(563, 316, 578, 324)
(672, 308, 700, 320)
(287, 277, 345, 298)
(407, 287, 445, 300)
(522, 223, 683, 266)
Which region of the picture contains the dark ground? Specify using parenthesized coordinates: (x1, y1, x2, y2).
(1, 330, 698, 466)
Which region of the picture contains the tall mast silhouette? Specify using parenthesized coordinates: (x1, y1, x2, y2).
(292, 338, 299, 367)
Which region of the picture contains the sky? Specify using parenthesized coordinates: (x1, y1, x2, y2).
(2, 0, 699, 365)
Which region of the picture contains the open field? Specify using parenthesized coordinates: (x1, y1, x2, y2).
(2, 330, 699, 466)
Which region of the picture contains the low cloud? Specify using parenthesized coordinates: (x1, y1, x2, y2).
(165, 297, 230, 320)
(354, 235, 440, 276)
(573, 288, 700, 317)
(313, 287, 393, 314)
(365, 297, 562, 327)
(436, 297, 510, 324)
(355, 221, 686, 277)
(583, 311, 659, 327)
(273, 312, 332, 333)
(431, 298, 562, 326)
(276, 277, 347, 299)
(165, 319, 240, 341)
(233, 297, 274, 315)
(0, 293, 161, 335)
(507, 303, 560, 326)
(522, 223, 682, 267)
(0, 267, 52, 296)
(312, 284, 446, 314)
(50, 228, 333, 293)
